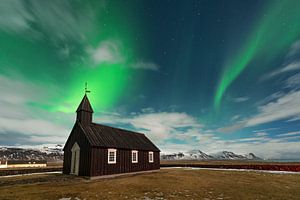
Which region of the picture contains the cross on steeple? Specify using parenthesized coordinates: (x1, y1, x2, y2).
(85, 82, 91, 94)
(77, 85, 93, 125)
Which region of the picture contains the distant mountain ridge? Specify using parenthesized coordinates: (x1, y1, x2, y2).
(161, 150, 262, 160)
(0, 147, 262, 162)
(0, 145, 63, 162)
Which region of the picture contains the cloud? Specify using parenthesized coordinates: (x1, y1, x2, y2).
(217, 122, 246, 133)
(87, 40, 160, 71)
(96, 111, 203, 142)
(277, 131, 300, 137)
(286, 116, 300, 122)
(231, 96, 249, 103)
(254, 132, 268, 137)
(0, 0, 101, 43)
(218, 90, 300, 133)
(260, 40, 300, 81)
(0, 74, 72, 146)
(246, 90, 300, 127)
(286, 40, 300, 58)
(253, 128, 279, 133)
(130, 61, 160, 71)
(96, 110, 300, 159)
(230, 115, 241, 121)
(0, 117, 69, 137)
(211, 140, 300, 159)
(87, 40, 124, 65)
(263, 62, 300, 80)
(159, 134, 300, 159)
(284, 73, 300, 89)
(219, 89, 300, 135)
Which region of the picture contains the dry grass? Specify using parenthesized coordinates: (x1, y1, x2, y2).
(0, 168, 299, 200)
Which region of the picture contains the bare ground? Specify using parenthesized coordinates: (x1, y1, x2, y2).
(0, 168, 299, 200)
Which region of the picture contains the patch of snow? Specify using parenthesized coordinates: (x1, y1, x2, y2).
(0, 171, 62, 178)
(58, 197, 80, 200)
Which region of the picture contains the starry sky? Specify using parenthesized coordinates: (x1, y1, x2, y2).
(1, 0, 300, 159)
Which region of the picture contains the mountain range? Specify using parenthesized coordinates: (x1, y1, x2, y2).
(0, 145, 63, 162)
(160, 150, 262, 160)
(0, 147, 261, 162)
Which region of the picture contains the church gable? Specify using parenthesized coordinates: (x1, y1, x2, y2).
(63, 122, 91, 151)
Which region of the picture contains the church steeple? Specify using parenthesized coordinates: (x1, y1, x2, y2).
(76, 94, 93, 125)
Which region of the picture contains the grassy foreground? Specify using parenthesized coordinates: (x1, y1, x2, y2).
(0, 168, 299, 200)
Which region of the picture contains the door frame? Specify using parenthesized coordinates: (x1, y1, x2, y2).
(71, 142, 80, 175)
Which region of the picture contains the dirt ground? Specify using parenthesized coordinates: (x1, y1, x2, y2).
(0, 168, 299, 200)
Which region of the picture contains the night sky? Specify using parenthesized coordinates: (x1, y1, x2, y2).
(1, 0, 300, 159)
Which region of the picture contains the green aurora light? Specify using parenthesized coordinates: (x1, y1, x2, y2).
(214, 0, 300, 109)
(0, 1, 140, 114)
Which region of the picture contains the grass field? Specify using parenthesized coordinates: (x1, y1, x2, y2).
(0, 168, 299, 200)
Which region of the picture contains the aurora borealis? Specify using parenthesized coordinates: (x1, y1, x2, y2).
(214, 0, 300, 109)
(1, 0, 300, 159)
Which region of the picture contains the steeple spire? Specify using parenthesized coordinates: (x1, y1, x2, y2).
(76, 83, 93, 125)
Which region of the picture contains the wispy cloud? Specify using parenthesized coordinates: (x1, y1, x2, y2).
(286, 40, 300, 58)
(231, 96, 249, 103)
(246, 90, 300, 127)
(263, 62, 300, 80)
(130, 61, 160, 71)
(96, 110, 203, 141)
(87, 40, 124, 65)
(230, 115, 241, 121)
(284, 73, 300, 89)
(218, 90, 300, 133)
(254, 132, 268, 137)
(277, 131, 300, 137)
(87, 40, 160, 71)
(217, 122, 246, 133)
(253, 128, 279, 133)
(0, 74, 72, 146)
(0, 0, 101, 43)
(94, 109, 300, 159)
(261, 40, 300, 80)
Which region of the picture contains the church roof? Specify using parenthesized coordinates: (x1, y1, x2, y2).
(76, 94, 93, 113)
(79, 122, 160, 151)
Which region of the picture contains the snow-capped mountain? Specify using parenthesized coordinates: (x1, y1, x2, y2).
(0, 145, 64, 162)
(212, 151, 248, 160)
(161, 150, 262, 160)
(184, 150, 215, 160)
(245, 153, 261, 160)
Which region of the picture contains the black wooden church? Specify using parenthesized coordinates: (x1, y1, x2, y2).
(63, 94, 160, 177)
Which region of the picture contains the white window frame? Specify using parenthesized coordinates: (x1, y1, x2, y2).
(108, 148, 117, 164)
(131, 150, 138, 163)
(149, 151, 154, 163)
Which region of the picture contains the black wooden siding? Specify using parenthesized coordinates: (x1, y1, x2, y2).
(90, 147, 160, 176)
(64, 95, 160, 177)
(63, 123, 160, 177)
(63, 123, 91, 176)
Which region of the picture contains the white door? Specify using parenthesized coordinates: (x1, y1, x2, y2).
(71, 142, 80, 175)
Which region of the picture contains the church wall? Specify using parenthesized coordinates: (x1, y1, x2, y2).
(63, 123, 92, 176)
(90, 147, 160, 176)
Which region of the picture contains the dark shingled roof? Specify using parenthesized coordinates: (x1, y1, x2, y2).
(76, 94, 93, 113)
(80, 122, 160, 151)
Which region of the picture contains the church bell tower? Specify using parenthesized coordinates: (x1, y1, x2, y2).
(76, 83, 93, 125)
